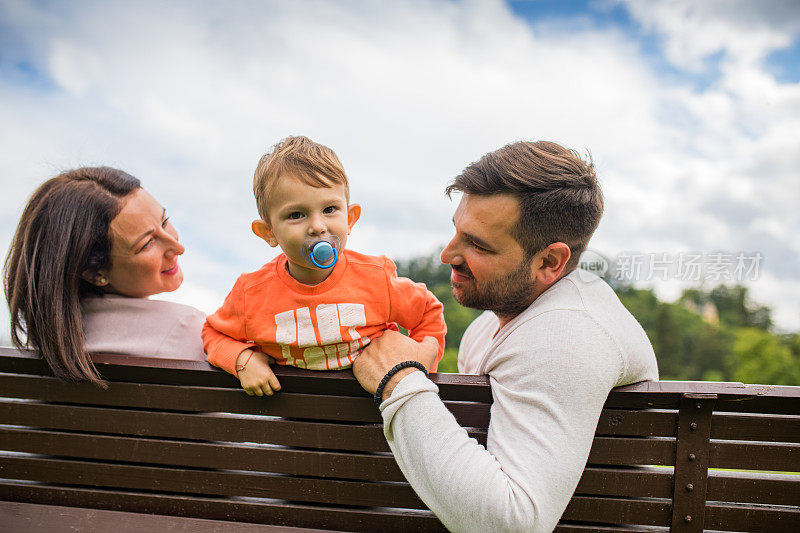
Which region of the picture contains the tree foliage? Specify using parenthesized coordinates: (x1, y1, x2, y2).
(617, 287, 733, 381)
(396, 252, 798, 385)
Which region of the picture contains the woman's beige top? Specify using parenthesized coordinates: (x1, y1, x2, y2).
(82, 295, 206, 360)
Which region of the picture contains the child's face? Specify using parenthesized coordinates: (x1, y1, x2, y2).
(253, 174, 360, 285)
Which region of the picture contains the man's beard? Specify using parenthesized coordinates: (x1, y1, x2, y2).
(451, 258, 537, 321)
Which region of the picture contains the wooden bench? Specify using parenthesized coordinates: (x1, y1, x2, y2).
(0, 346, 798, 532)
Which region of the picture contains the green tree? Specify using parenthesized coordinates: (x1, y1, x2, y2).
(708, 285, 772, 330)
(394, 254, 451, 287)
(785, 333, 800, 359)
(618, 287, 733, 381)
(729, 328, 800, 385)
(615, 287, 660, 330)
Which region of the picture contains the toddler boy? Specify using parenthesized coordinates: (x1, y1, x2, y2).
(202, 136, 446, 395)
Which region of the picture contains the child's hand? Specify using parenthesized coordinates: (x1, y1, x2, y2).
(236, 349, 281, 396)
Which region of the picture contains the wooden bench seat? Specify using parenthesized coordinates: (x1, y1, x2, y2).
(1, 347, 798, 531)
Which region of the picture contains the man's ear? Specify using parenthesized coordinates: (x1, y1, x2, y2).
(532, 242, 571, 285)
(347, 204, 361, 233)
(81, 270, 109, 287)
(252, 219, 279, 247)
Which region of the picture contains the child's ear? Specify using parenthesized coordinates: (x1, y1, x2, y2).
(252, 219, 279, 247)
(347, 204, 361, 233)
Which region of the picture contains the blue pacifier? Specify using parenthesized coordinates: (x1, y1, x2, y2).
(303, 236, 340, 269)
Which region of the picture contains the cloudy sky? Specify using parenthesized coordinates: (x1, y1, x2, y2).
(1, 0, 799, 341)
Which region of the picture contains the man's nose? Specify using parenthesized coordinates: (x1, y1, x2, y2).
(440, 237, 462, 265)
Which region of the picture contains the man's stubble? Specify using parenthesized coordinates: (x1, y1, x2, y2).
(451, 258, 537, 323)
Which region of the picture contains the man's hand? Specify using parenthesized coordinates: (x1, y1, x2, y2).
(353, 331, 439, 402)
(236, 349, 281, 396)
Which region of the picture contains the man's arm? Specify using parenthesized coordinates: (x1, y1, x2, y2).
(355, 314, 622, 532)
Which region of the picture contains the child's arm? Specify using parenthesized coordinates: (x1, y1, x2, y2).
(202, 278, 256, 374)
(202, 278, 281, 393)
(383, 258, 447, 371)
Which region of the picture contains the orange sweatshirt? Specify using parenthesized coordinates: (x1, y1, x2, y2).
(203, 250, 446, 374)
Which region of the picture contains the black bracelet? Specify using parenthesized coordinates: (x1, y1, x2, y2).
(374, 361, 428, 406)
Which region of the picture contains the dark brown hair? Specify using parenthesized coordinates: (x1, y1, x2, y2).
(3, 167, 141, 385)
(446, 140, 603, 271)
(253, 135, 349, 221)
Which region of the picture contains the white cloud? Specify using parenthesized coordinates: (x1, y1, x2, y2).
(619, 0, 800, 70)
(0, 0, 798, 333)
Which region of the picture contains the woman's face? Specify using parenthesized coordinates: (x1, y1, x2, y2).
(98, 188, 185, 298)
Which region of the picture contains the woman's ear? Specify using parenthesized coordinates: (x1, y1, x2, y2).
(252, 219, 279, 247)
(81, 270, 109, 287)
(347, 204, 361, 233)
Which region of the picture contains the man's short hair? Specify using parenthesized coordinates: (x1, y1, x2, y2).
(446, 140, 603, 272)
(253, 136, 349, 221)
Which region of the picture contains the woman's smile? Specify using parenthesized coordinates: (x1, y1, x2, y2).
(162, 264, 180, 276)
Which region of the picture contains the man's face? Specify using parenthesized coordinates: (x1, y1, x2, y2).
(440, 193, 537, 319)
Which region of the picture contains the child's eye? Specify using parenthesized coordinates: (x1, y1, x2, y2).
(288, 212, 304, 220)
(323, 205, 338, 214)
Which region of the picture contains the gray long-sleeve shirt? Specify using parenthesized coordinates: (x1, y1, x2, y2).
(381, 270, 658, 532)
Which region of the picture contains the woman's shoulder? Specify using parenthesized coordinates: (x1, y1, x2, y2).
(82, 295, 206, 360)
(83, 294, 203, 317)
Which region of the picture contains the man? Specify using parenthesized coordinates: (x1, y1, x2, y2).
(353, 140, 658, 532)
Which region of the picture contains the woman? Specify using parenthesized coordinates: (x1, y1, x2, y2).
(3, 167, 206, 386)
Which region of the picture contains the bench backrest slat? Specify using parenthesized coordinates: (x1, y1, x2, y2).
(0, 501, 334, 533)
(574, 466, 673, 498)
(0, 373, 492, 426)
(595, 408, 678, 437)
(562, 495, 672, 527)
(707, 471, 800, 507)
(712, 412, 800, 442)
(0, 426, 405, 481)
(1, 454, 426, 509)
(710, 440, 800, 471)
(588, 436, 675, 465)
(0, 400, 389, 451)
(705, 503, 799, 532)
(0, 481, 448, 532)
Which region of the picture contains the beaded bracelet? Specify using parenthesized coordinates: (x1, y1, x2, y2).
(374, 361, 428, 407)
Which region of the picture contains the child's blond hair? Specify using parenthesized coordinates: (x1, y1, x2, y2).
(253, 136, 349, 221)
